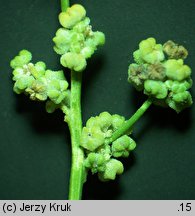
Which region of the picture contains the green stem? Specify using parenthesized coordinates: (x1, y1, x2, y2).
(60, 0, 85, 200)
(106, 98, 152, 144)
(68, 71, 85, 200)
(61, 0, 69, 12)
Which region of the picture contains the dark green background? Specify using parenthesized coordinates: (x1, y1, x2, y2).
(0, 0, 194, 200)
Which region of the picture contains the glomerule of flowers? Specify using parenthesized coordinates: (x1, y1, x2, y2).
(128, 38, 193, 113)
(53, 4, 105, 72)
(80, 112, 136, 181)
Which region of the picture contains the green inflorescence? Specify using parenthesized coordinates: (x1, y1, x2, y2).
(80, 112, 136, 181)
(10, 3, 107, 200)
(53, 4, 105, 72)
(128, 37, 193, 113)
(10, 49, 70, 115)
(10, 0, 193, 200)
(10, 4, 105, 117)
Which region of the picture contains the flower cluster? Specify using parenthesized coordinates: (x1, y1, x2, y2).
(10, 50, 70, 114)
(128, 38, 193, 113)
(80, 112, 136, 181)
(53, 4, 105, 72)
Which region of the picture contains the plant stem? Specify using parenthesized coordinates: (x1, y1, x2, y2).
(60, 0, 85, 200)
(106, 98, 152, 144)
(67, 71, 85, 200)
(61, 0, 69, 12)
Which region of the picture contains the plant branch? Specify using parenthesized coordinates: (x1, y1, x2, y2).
(106, 98, 153, 144)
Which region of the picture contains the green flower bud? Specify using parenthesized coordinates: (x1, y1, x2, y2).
(47, 80, 69, 104)
(25, 80, 47, 101)
(59, 4, 86, 29)
(70, 32, 85, 51)
(92, 31, 106, 46)
(98, 112, 112, 132)
(35, 61, 46, 71)
(83, 32, 105, 58)
(97, 145, 111, 161)
(60, 89, 71, 108)
(133, 50, 144, 64)
(166, 91, 193, 113)
(111, 114, 125, 131)
(84, 153, 107, 174)
(45, 70, 66, 81)
(164, 80, 174, 89)
(165, 80, 192, 93)
(98, 159, 124, 181)
(10, 50, 32, 69)
(73, 17, 90, 33)
(13, 65, 31, 81)
(45, 90, 70, 114)
(53, 28, 73, 55)
(12, 62, 46, 81)
(112, 135, 136, 158)
(164, 59, 191, 81)
(28, 62, 46, 79)
(45, 100, 59, 113)
(13, 76, 35, 94)
(60, 52, 87, 72)
(172, 91, 191, 103)
(70, 42, 82, 54)
(86, 116, 100, 128)
(139, 37, 165, 64)
(80, 46, 95, 59)
(144, 80, 168, 99)
(12, 68, 25, 81)
(13, 84, 23, 94)
(80, 126, 105, 151)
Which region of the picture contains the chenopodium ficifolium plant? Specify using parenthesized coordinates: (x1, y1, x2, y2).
(10, 0, 193, 200)
(128, 38, 193, 113)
